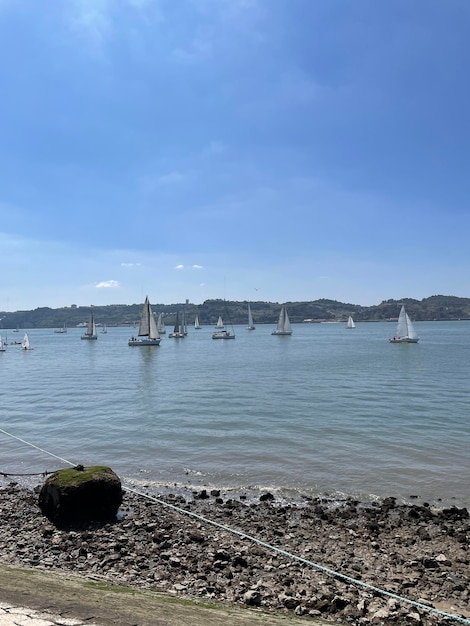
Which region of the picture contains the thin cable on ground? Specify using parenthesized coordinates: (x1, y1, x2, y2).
(0, 471, 54, 477)
(1, 426, 469, 626)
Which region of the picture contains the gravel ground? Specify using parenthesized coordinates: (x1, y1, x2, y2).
(0, 482, 468, 625)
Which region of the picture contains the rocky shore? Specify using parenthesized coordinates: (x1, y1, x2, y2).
(0, 481, 468, 625)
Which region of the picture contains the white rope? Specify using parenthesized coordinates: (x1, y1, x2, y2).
(1, 426, 469, 625)
(0, 428, 75, 467)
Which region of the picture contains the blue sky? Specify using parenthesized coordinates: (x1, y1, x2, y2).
(1, 0, 469, 311)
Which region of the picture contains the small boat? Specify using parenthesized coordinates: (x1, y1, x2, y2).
(182, 312, 188, 336)
(13, 325, 19, 333)
(212, 315, 235, 339)
(0, 335, 6, 352)
(54, 322, 67, 334)
(389, 305, 419, 343)
(169, 311, 185, 338)
(101, 324, 107, 334)
(128, 296, 161, 346)
(247, 303, 255, 330)
(81, 309, 98, 340)
(21, 333, 33, 350)
(347, 316, 356, 329)
(272, 306, 292, 335)
(194, 314, 201, 330)
(157, 313, 166, 334)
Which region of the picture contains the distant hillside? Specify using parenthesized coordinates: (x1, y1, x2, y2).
(1, 295, 470, 329)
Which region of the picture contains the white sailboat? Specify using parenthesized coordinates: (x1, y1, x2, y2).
(389, 305, 419, 343)
(81, 310, 98, 340)
(169, 311, 185, 338)
(128, 296, 161, 346)
(212, 314, 235, 339)
(247, 304, 255, 330)
(101, 324, 107, 334)
(21, 333, 33, 350)
(157, 313, 166, 334)
(272, 306, 292, 335)
(54, 322, 67, 334)
(0, 335, 6, 352)
(194, 314, 201, 329)
(347, 316, 356, 329)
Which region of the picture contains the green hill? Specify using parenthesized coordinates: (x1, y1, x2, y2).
(1, 295, 470, 329)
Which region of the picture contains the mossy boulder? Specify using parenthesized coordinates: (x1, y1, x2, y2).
(38, 465, 122, 525)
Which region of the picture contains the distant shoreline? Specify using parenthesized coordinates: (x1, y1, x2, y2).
(2, 294, 470, 329)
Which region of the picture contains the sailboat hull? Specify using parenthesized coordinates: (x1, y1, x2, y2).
(81, 335, 97, 340)
(128, 338, 161, 346)
(389, 337, 419, 343)
(271, 330, 292, 335)
(212, 331, 235, 339)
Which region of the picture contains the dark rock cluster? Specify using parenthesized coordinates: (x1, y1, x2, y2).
(0, 482, 468, 625)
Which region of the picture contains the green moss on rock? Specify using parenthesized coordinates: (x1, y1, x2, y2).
(52, 466, 116, 487)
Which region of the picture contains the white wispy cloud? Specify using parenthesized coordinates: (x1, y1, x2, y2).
(157, 171, 186, 185)
(121, 262, 142, 267)
(192, 264, 204, 269)
(67, 0, 113, 50)
(96, 280, 120, 288)
(175, 264, 184, 270)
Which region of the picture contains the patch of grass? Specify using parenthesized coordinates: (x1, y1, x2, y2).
(82, 581, 137, 594)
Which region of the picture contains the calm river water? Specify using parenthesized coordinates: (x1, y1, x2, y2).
(1, 320, 469, 508)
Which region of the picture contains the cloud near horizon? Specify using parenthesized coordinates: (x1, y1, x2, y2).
(95, 280, 120, 288)
(174, 264, 204, 270)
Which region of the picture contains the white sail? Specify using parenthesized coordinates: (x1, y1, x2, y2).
(129, 296, 161, 345)
(347, 316, 356, 329)
(405, 312, 418, 340)
(215, 316, 225, 329)
(390, 305, 419, 343)
(395, 306, 408, 338)
(194, 315, 201, 329)
(138, 296, 159, 340)
(0, 335, 5, 351)
(283, 308, 292, 333)
(157, 313, 166, 334)
(21, 333, 30, 350)
(272, 306, 292, 335)
(81, 310, 97, 340)
(247, 304, 255, 330)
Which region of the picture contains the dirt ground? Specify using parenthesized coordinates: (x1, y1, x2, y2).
(0, 564, 329, 626)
